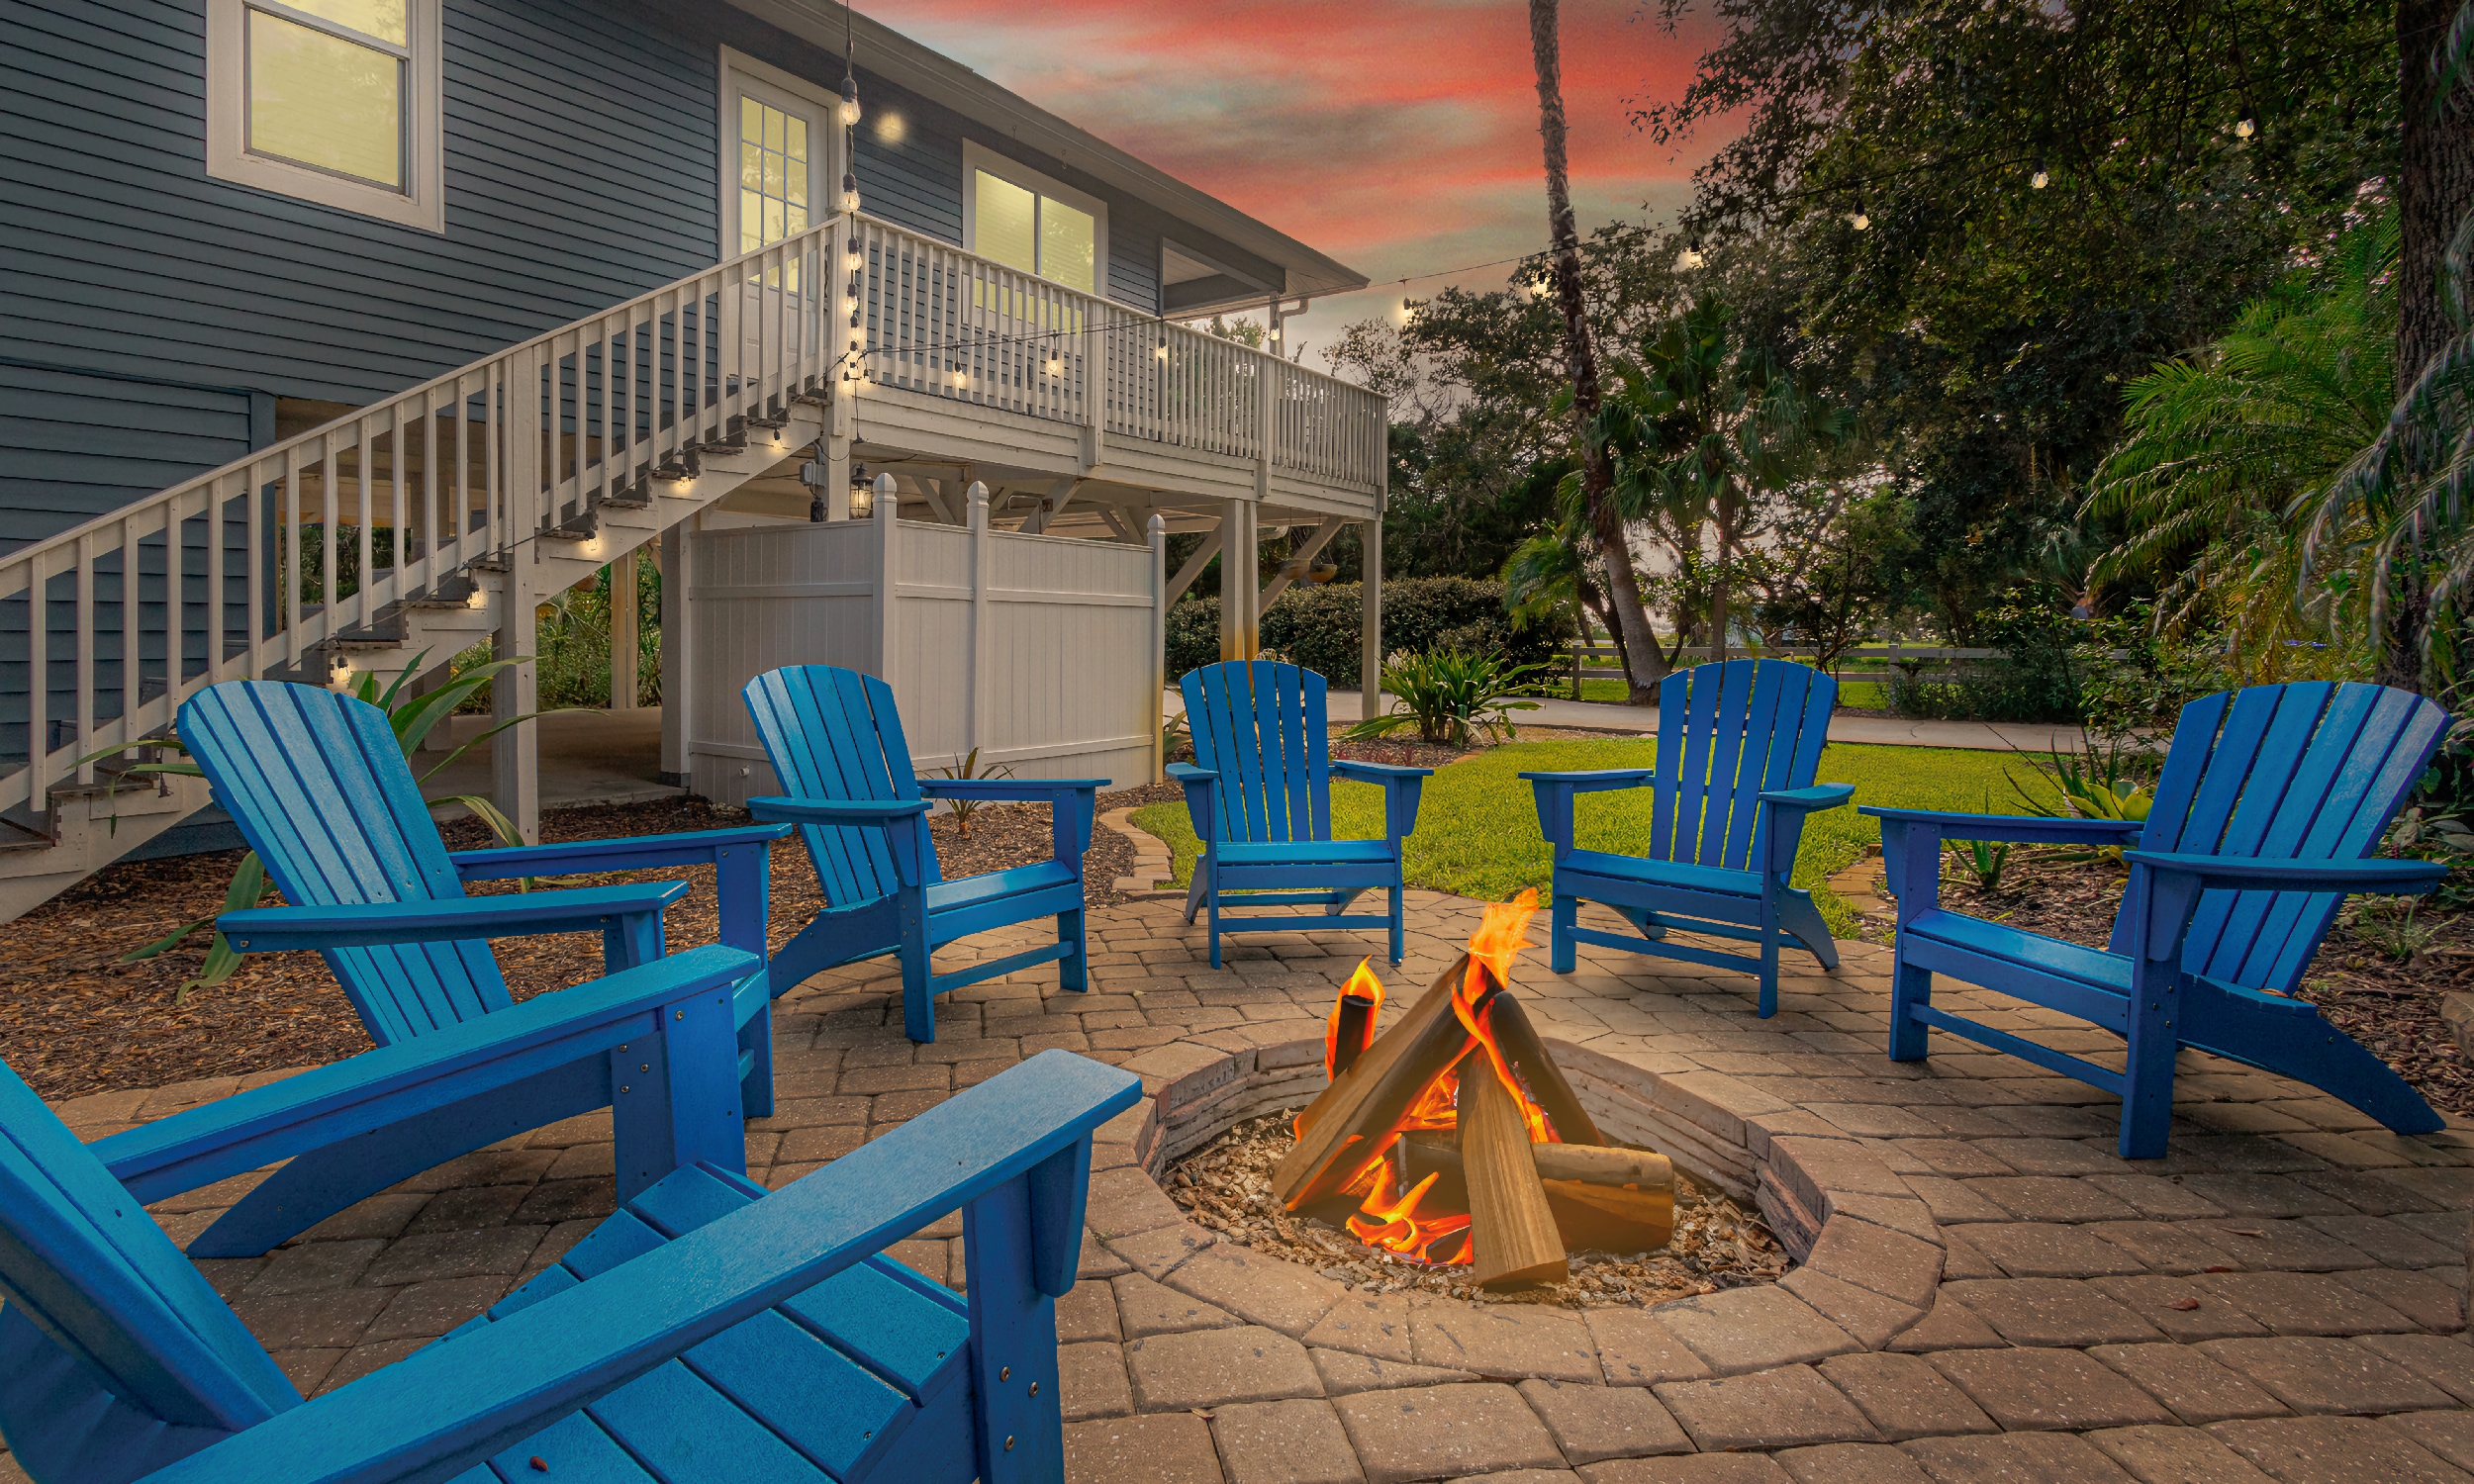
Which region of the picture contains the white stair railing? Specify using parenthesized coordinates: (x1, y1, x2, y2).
(0, 212, 1385, 820)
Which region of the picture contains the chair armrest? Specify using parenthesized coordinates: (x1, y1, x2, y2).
(1518, 768, 1655, 792)
(220, 882, 688, 955)
(137, 1050, 1143, 1484)
(1330, 759, 1435, 783)
(2127, 851, 2449, 963)
(1760, 784, 1854, 813)
(1332, 760, 1429, 843)
(746, 796, 931, 824)
(1168, 764, 1219, 858)
(98, 945, 761, 1205)
(449, 825, 791, 881)
(921, 778, 1110, 800)
(1859, 806, 2142, 844)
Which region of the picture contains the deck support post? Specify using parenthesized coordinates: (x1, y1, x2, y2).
(1361, 516, 1382, 721)
(610, 548, 638, 710)
(968, 481, 990, 761)
(658, 524, 688, 786)
(1218, 499, 1258, 661)
(491, 544, 540, 845)
(1149, 512, 1168, 784)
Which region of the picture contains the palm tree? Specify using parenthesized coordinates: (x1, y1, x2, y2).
(1529, 0, 1667, 698)
(1588, 297, 1855, 662)
(2086, 214, 2395, 673)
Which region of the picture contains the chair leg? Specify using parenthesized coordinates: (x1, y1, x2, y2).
(1887, 954, 1932, 1062)
(1551, 890, 1577, 974)
(899, 888, 937, 1044)
(1388, 881, 1404, 966)
(1777, 887, 1840, 971)
(2119, 968, 2181, 1159)
(1185, 861, 1210, 925)
(737, 981, 776, 1123)
(1207, 882, 1224, 970)
(1757, 894, 1781, 1019)
(1058, 906, 1089, 992)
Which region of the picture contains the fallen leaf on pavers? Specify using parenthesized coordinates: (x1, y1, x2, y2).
(2168, 1299, 2201, 1311)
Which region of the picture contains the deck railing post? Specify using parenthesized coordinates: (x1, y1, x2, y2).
(872, 472, 899, 679)
(1149, 513, 1168, 785)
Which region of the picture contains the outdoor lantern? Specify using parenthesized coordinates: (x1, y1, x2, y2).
(802, 457, 831, 521)
(840, 75, 862, 127)
(849, 463, 874, 518)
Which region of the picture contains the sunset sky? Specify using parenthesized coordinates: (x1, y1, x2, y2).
(861, 0, 1729, 363)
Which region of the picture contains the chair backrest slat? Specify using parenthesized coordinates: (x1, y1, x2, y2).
(178, 683, 511, 1047)
(1653, 660, 1837, 872)
(1181, 663, 1333, 844)
(2112, 682, 2447, 994)
(745, 667, 938, 907)
(0, 1060, 296, 1455)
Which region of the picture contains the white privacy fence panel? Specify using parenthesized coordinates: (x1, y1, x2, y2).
(0, 205, 1370, 823)
(688, 509, 1158, 810)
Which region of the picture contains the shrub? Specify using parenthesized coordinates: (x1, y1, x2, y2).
(1347, 648, 1546, 748)
(1167, 578, 1571, 689)
(1888, 588, 2085, 723)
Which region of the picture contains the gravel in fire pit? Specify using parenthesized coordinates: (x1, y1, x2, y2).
(1166, 1111, 1787, 1307)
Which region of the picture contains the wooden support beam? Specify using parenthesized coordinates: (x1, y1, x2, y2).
(1260, 514, 1345, 609)
(1460, 1055, 1568, 1289)
(1166, 526, 1224, 606)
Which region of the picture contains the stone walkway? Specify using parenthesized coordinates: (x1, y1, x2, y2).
(15, 892, 2474, 1484)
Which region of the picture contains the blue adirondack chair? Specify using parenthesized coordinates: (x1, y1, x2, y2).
(0, 1004, 1139, 1484)
(744, 666, 1107, 1044)
(1865, 682, 2451, 1159)
(169, 680, 792, 1257)
(1523, 659, 1851, 1017)
(1171, 661, 1432, 968)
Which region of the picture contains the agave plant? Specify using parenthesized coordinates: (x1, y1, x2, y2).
(926, 745, 1014, 838)
(2006, 739, 2155, 864)
(1347, 648, 1546, 749)
(100, 652, 548, 1002)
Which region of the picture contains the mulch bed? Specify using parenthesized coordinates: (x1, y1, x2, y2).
(1853, 850, 2474, 1118)
(0, 787, 1161, 1102)
(1166, 1111, 1786, 1308)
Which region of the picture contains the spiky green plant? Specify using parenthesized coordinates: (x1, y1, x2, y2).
(1348, 648, 1546, 749)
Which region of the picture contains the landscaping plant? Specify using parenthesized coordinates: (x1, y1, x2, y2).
(926, 746, 1012, 839)
(1348, 648, 1546, 749)
(100, 653, 545, 1002)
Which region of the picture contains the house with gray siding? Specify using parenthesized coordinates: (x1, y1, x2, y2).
(0, 0, 1387, 916)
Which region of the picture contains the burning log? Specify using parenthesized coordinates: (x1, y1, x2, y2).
(1459, 1041, 1568, 1288)
(1399, 1135, 1675, 1254)
(1482, 991, 1603, 1147)
(1324, 958, 1385, 1084)
(1275, 954, 1483, 1207)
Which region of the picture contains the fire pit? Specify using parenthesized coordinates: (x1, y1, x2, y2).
(1260, 891, 1762, 1292)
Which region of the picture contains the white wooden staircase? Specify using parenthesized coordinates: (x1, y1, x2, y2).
(0, 207, 1386, 922)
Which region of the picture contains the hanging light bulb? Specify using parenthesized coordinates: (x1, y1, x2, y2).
(839, 75, 862, 127)
(840, 171, 861, 213)
(2031, 164, 2049, 189)
(1675, 237, 1705, 271)
(2235, 115, 2256, 139)
(846, 234, 863, 260)
(1851, 204, 1870, 231)
(1045, 355, 1064, 376)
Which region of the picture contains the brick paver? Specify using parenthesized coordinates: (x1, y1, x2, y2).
(19, 889, 2474, 1484)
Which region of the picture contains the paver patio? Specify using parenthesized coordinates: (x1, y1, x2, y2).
(12, 887, 2474, 1484)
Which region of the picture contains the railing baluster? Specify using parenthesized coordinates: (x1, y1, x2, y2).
(73, 533, 93, 785)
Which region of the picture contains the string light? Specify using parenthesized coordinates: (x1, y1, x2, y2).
(1675, 237, 1706, 270)
(1851, 205, 1870, 231)
(840, 76, 862, 127)
(840, 171, 861, 213)
(2235, 116, 2256, 139)
(2032, 165, 2049, 189)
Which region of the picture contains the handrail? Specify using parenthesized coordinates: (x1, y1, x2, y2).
(0, 213, 1385, 818)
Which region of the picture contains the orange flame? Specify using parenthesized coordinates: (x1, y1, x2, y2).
(1346, 1160, 1474, 1264)
(1453, 889, 1556, 1144)
(1323, 958, 1385, 1078)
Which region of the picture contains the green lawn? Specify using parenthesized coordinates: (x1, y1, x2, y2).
(1130, 739, 2059, 936)
(1557, 675, 1886, 708)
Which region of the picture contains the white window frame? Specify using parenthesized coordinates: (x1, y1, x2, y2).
(203, 0, 444, 232)
(716, 47, 840, 264)
(962, 140, 1109, 299)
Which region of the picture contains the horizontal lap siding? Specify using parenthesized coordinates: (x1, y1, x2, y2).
(1, 0, 717, 473)
(0, 365, 255, 549)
